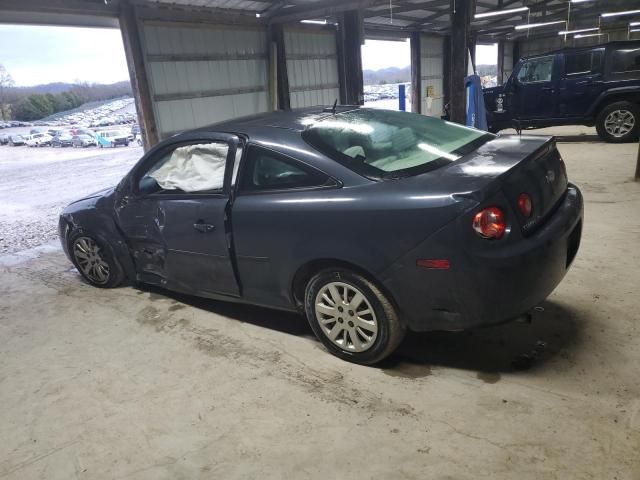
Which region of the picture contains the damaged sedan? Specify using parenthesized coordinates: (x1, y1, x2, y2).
(59, 107, 583, 364)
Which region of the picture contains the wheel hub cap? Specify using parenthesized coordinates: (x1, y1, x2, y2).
(73, 237, 110, 284)
(604, 109, 635, 138)
(314, 282, 378, 353)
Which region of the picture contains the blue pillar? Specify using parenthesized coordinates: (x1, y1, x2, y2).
(398, 84, 406, 111)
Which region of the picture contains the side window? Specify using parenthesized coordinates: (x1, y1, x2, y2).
(138, 142, 229, 195)
(565, 50, 604, 76)
(239, 146, 333, 193)
(517, 56, 553, 83)
(612, 48, 640, 73)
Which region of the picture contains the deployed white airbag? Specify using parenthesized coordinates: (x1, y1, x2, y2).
(148, 143, 228, 192)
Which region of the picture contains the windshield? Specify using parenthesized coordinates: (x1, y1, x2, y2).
(303, 109, 492, 179)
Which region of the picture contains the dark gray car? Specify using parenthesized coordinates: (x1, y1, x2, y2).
(59, 107, 583, 364)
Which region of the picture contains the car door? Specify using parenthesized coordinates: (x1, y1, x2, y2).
(512, 55, 558, 120)
(557, 48, 605, 118)
(231, 144, 339, 307)
(115, 133, 241, 298)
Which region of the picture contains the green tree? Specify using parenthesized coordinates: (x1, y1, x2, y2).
(0, 64, 15, 121)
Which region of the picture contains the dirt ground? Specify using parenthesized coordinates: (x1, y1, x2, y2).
(0, 127, 639, 479)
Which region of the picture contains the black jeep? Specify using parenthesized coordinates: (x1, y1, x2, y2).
(484, 41, 640, 143)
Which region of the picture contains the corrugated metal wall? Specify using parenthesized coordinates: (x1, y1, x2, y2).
(420, 34, 444, 117)
(284, 27, 340, 108)
(140, 22, 270, 138)
(503, 40, 514, 83)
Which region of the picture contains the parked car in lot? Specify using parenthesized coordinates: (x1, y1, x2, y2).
(51, 132, 73, 147)
(96, 129, 130, 148)
(484, 40, 640, 142)
(26, 132, 53, 147)
(59, 107, 584, 364)
(72, 134, 97, 147)
(51, 132, 74, 148)
(8, 135, 26, 146)
(0, 133, 9, 145)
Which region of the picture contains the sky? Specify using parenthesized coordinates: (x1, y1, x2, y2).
(0, 25, 130, 86)
(0, 25, 498, 85)
(361, 39, 498, 71)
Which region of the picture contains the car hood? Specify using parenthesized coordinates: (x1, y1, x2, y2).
(65, 186, 115, 208)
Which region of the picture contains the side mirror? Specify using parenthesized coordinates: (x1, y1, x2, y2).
(138, 176, 161, 195)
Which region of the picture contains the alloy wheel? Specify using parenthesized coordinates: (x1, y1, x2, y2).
(604, 109, 635, 138)
(314, 281, 378, 353)
(73, 237, 111, 285)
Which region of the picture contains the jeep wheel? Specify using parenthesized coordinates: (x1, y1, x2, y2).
(596, 101, 639, 143)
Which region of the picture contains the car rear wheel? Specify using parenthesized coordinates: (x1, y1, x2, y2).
(304, 269, 405, 364)
(69, 231, 124, 288)
(596, 101, 639, 143)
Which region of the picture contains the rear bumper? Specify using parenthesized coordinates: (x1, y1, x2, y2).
(382, 184, 583, 332)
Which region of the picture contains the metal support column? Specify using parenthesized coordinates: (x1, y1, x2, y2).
(449, 0, 473, 124)
(338, 10, 364, 105)
(270, 24, 290, 110)
(410, 31, 422, 114)
(118, 1, 158, 149)
(497, 40, 505, 85)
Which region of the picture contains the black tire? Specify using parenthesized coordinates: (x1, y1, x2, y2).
(68, 230, 125, 288)
(304, 268, 405, 365)
(595, 101, 640, 143)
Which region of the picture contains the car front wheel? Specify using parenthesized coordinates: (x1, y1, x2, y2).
(69, 231, 124, 288)
(304, 269, 405, 364)
(596, 101, 639, 143)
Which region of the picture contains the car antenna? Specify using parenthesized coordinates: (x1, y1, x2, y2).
(331, 98, 338, 114)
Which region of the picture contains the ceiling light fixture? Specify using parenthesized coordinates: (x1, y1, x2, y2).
(515, 20, 566, 30)
(601, 10, 640, 18)
(474, 6, 529, 19)
(631, 28, 640, 33)
(570, 0, 594, 3)
(558, 27, 598, 35)
(574, 32, 606, 39)
(630, 22, 640, 27)
(300, 19, 328, 24)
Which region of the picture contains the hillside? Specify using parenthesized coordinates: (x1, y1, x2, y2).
(363, 66, 410, 86)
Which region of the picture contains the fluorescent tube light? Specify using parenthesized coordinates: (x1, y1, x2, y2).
(515, 20, 565, 30)
(630, 28, 640, 33)
(558, 27, 598, 35)
(300, 19, 327, 24)
(571, 0, 594, 3)
(601, 10, 640, 18)
(474, 6, 528, 19)
(630, 22, 640, 26)
(574, 32, 606, 39)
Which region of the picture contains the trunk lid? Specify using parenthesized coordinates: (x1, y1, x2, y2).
(414, 134, 568, 233)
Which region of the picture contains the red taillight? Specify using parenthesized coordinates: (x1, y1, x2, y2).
(472, 207, 506, 239)
(517, 193, 532, 218)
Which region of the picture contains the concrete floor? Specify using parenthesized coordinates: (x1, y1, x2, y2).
(1, 128, 639, 479)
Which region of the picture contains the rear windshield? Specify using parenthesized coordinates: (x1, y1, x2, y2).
(302, 109, 492, 179)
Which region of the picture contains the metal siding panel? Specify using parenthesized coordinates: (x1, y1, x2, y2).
(420, 34, 444, 117)
(142, 23, 270, 137)
(283, 28, 339, 107)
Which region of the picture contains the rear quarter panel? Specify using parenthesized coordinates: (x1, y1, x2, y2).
(231, 181, 476, 309)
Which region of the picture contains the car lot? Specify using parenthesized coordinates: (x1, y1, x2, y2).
(0, 143, 142, 254)
(0, 127, 638, 478)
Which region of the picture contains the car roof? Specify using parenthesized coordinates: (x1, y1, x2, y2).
(197, 105, 360, 135)
(522, 40, 640, 61)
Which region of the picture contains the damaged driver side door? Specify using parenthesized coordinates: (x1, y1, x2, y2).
(115, 133, 241, 298)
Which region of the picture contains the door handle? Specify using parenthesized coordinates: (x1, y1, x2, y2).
(193, 221, 215, 233)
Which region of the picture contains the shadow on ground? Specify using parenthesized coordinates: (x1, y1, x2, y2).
(133, 282, 584, 380)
